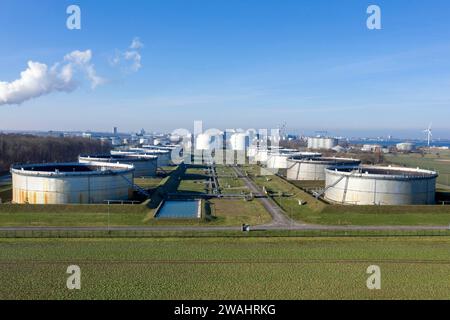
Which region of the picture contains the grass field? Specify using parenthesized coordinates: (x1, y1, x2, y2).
(0, 184, 11, 203)
(1, 237, 450, 299)
(207, 198, 271, 225)
(0, 202, 270, 227)
(385, 152, 450, 187)
(177, 165, 208, 194)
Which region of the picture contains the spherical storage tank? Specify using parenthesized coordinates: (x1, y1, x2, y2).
(324, 166, 438, 205)
(11, 162, 134, 204)
(79, 154, 157, 177)
(286, 157, 361, 181)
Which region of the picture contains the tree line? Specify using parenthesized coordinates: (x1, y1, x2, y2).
(0, 134, 111, 172)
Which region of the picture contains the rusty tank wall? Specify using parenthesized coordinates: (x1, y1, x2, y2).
(11, 162, 134, 204)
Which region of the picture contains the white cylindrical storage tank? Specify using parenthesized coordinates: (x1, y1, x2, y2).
(79, 154, 158, 177)
(255, 149, 269, 163)
(324, 166, 438, 205)
(11, 162, 134, 204)
(307, 137, 338, 150)
(266, 153, 291, 169)
(286, 157, 361, 181)
(169, 134, 182, 144)
(247, 145, 258, 159)
(229, 133, 248, 151)
(265, 151, 315, 169)
(396, 142, 415, 152)
(112, 149, 171, 167)
(195, 134, 211, 151)
(140, 149, 171, 167)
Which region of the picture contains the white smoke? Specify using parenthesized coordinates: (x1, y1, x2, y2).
(0, 49, 104, 106)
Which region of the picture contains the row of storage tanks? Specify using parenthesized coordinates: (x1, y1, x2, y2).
(250, 147, 438, 206)
(10, 147, 176, 205)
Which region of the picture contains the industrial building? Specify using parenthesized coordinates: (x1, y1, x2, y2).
(324, 165, 438, 205)
(286, 157, 361, 181)
(307, 136, 339, 150)
(79, 154, 158, 177)
(11, 162, 134, 204)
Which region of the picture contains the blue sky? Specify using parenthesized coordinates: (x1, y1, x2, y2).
(1, 0, 450, 138)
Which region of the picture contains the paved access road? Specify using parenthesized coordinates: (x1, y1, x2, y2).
(231, 165, 298, 227)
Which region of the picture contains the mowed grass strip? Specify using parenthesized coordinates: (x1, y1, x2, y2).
(1, 237, 450, 299)
(207, 198, 271, 225)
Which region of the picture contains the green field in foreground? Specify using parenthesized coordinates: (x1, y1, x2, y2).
(1, 237, 450, 299)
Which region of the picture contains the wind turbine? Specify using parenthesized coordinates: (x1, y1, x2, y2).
(423, 123, 432, 147)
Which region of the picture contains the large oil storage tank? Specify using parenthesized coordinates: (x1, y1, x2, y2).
(324, 165, 438, 205)
(112, 149, 172, 167)
(11, 162, 134, 204)
(195, 133, 211, 151)
(79, 154, 158, 177)
(307, 137, 338, 150)
(286, 157, 361, 181)
(266, 151, 321, 169)
(247, 145, 258, 159)
(136, 148, 172, 167)
(396, 142, 416, 152)
(254, 149, 270, 163)
(229, 133, 248, 151)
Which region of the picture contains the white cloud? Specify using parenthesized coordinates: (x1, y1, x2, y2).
(130, 37, 144, 50)
(124, 50, 142, 72)
(0, 50, 104, 106)
(110, 37, 144, 72)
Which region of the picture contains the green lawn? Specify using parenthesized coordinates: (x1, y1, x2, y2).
(2, 237, 450, 299)
(218, 176, 248, 194)
(207, 198, 271, 225)
(385, 153, 450, 186)
(134, 177, 164, 189)
(0, 185, 11, 202)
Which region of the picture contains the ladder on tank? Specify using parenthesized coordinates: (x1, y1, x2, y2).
(313, 169, 358, 200)
(119, 174, 151, 198)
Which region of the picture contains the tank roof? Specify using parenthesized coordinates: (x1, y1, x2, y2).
(327, 165, 438, 179)
(80, 154, 157, 161)
(11, 162, 134, 177)
(289, 156, 359, 164)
